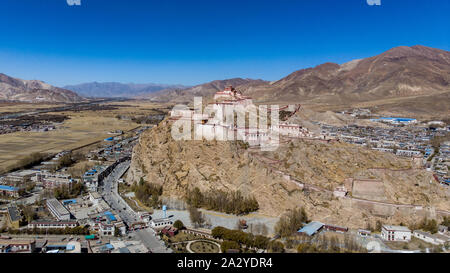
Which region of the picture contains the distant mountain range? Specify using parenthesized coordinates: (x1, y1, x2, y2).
(63, 82, 188, 98)
(0, 73, 83, 103)
(1, 45, 448, 115)
(144, 78, 268, 103)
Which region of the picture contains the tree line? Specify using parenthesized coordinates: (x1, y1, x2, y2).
(131, 177, 163, 208)
(211, 226, 284, 253)
(274, 207, 308, 238)
(295, 233, 366, 253)
(409, 217, 439, 234)
(185, 187, 259, 215)
(3, 152, 49, 174)
(53, 182, 85, 200)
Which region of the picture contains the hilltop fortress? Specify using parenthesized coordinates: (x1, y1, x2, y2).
(169, 86, 314, 149)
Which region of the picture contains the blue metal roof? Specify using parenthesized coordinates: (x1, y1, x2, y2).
(377, 117, 416, 122)
(0, 185, 18, 191)
(105, 244, 114, 249)
(104, 211, 117, 221)
(119, 247, 130, 253)
(297, 221, 324, 236)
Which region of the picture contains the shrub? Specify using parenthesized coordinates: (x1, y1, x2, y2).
(173, 220, 184, 229)
(221, 240, 240, 253)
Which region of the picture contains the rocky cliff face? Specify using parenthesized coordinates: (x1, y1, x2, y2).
(127, 118, 449, 228)
(0, 73, 83, 103)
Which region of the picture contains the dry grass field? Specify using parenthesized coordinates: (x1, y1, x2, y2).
(0, 100, 169, 172)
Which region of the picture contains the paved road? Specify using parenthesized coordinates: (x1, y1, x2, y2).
(99, 161, 172, 253)
(134, 228, 172, 253)
(101, 162, 137, 223)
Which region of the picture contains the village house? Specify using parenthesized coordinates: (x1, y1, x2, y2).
(46, 198, 71, 221)
(0, 239, 36, 253)
(6, 205, 22, 229)
(88, 211, 126, 236)
(28, 220, 78, 229)
(89, 191, 102, 206)
(381, 225, 411, 242)
(149, 218, 173, 229)
(38, 172, 74, 189)
(161, 226, 178, 237)
(413, 230, 450, 245)
(1, 169, 39, 184)
(396, 149, 422, 157)
(0, 185, 19, 198)
(333, 185, 348, 198)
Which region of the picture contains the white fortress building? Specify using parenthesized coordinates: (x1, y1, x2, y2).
(170, 86, 313, 147)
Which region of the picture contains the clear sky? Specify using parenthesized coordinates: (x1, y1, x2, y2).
(0, 0, 448, 87)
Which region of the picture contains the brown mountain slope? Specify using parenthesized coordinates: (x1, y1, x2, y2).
(245, 45, 450, 105)
(0, 73, 84, 103)
(127, 118, 449, 228)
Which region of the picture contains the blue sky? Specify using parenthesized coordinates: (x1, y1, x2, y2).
(0, 0, 448, 86)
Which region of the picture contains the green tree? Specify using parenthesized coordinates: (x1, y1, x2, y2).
(173, 220, 184, 230)
(221, 240, 240, 253)
(212, 226, 227, 239)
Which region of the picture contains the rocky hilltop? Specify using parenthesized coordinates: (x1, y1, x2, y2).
(127, 116, 449, 228)
(0, 73, 83, 103)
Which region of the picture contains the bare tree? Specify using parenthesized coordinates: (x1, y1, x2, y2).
(188, 206, 205, 228)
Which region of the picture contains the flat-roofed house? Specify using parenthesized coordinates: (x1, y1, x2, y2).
(297, 221, 324, 236)
(0, 239, 36, 253)
(413, 230, 450, 245)
(381, 225, 411, 242)
(0, 185, 19, 198)
(7, 205, 22, 229)
(40, 173, 74, 189)
(1, 170, 38, 184)
(28, 220, 78, 229)
(89, 192, 102, 206)
(46, 198, 71, 221)
(149, 218, 173, 229)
